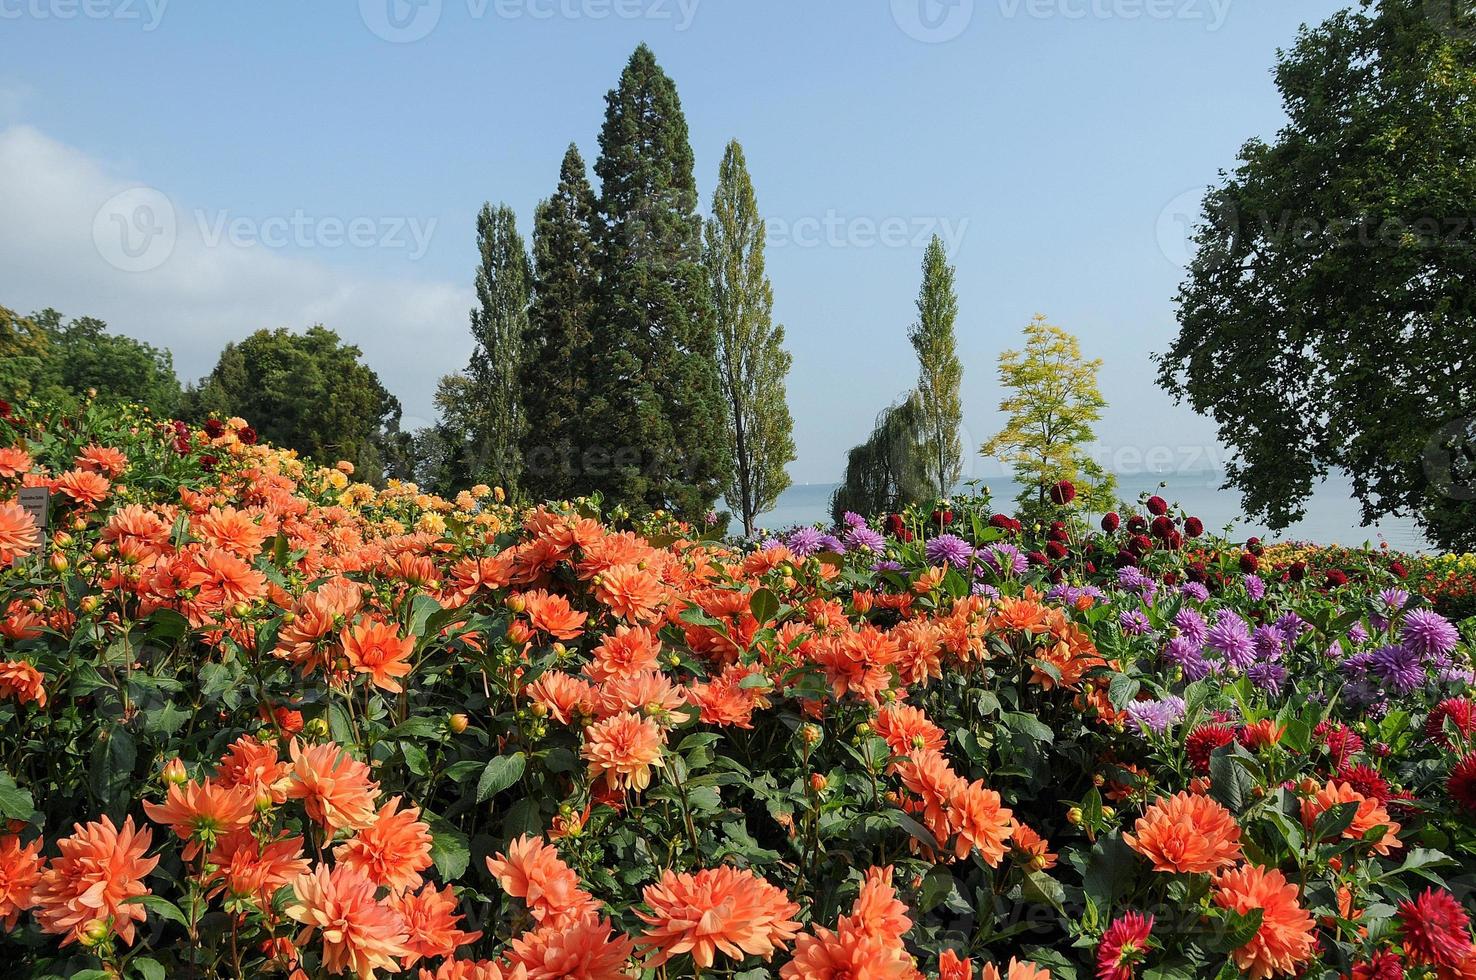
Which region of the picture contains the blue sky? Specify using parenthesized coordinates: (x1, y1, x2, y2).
(0, 0, 1350, 484)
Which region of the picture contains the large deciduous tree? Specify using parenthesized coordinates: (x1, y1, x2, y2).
(704, 139, 795, 536)
(466, 203, 532, 495)
(185, 326, 403, 479)
(983, 315, 1115, 517)
(909, 236, 963, 501)
(1158, 0, 1476, 550)
(587, 44, 730, 517)
(523, 145, 600, 502)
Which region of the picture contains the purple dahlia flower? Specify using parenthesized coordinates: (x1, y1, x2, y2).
(787, 527, 825, 556)
(1208, 614, 1256, 669)
(1371, 643, 1424, 694)
(925, 534, 974, 568)
(1402, 609, 1460, 659)
(844, 527, 886, 552)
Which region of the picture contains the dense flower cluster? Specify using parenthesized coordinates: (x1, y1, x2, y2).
(0, 402, 1473, 978)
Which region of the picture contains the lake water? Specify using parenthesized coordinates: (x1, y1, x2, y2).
(751, 473, 1432, 552)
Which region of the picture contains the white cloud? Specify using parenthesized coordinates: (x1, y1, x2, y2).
(0, 125, 471, 427)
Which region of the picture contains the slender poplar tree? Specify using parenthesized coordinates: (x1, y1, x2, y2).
(523, 145, 600, 501)
(704, 139, 795, 536)
(909, 235, 963, 501)
(587, 44, 730, 516)
(466, 203, 531, 494)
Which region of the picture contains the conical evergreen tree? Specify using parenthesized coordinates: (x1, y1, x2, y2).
(466, 203, 531, 494)
(523, 144, 600, 501)
(587, 44, 729, 516)
(704, 139, 794, 536)
(909, 235, 963, 500)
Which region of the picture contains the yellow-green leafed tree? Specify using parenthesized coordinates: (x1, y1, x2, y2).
(982, 315, 1115, 517)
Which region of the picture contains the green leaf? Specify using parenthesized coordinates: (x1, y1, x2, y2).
(1311, 800, 1361, 843)
(477, 752, 526, 803)
(122, 894, 188, 927)
(0, 772, 34, 821)
(423, 811, 470, 880)
(1209, 907, 1263, 953)
(749, 588, 780, 626)
(133, 957, 166, 980)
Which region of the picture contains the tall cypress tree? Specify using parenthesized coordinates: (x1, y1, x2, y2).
(587, 44, 729, 516)
(704, 139, 795, 536)
(910, 235, 963, 500)
(522, 145, 600, 502)
(466, 203, 531, 494)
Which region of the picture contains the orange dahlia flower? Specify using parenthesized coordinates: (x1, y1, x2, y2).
(874, 703, 946, 760)
(205, 830, 309, 907)
(54, 469, 110, 508)
(780, 919, 922, 979)
(485, 835, 600, 928)
(520, 590, 588, 640)
(76, 444, 128, 476)
(334, 796, 434, 894)
(982, 958, 1053, 980)
(214, 734, 291, 805)
(391, 883, 483, 967)
(637, 866, 802, 969)
(525, 671, 599, 725)
(0, 834, 42, 928)
(0, 659, 47, 708)
(284, 740, 381, 833)
(32, 815, 159, 947)
(1124, 791, 1243, 874)
(341, 617, 415, 694)
(947, 778, 1015, 865)
(505, 914, 637, 979)
(0, 502, 40, 564)
(0, 446, 31, 479)
(419, 961, 529, 980)
(143, 777, 257, 859)
(581, 710, 665, 793)
(593, 563, 664, 623)
(286, 864, 410, 979)
(1213, 864, 1316, 979)
(1300, 780, 1401, 856)
(586, 624, 662, 682)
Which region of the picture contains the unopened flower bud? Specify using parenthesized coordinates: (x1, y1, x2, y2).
(161, 758, 188, 785)
(448, 713, 469, 734)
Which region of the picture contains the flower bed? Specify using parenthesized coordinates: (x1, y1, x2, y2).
(0, 401, 1474, 979)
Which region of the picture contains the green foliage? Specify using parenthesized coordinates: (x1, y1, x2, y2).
(909, 236, 964, 501)
(704, 139, 795, 536)
(31, 309, 181, 416)
(464, 203, 533, 494)
(1157, 0, 1476, 551)
(831, 393, 932, 522)
(0, 305, 49, 402)
(982, 314, 1116, 520)
(182, 325, 403, 478)
(587, 44, 731, 517)
(523, 145, 601, 503)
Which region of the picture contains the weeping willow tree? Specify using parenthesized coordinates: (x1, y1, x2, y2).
(830, 394, 932, 522)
